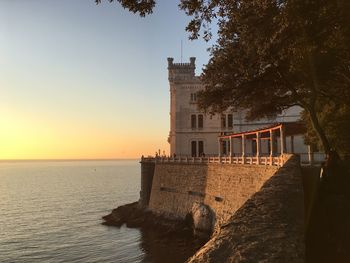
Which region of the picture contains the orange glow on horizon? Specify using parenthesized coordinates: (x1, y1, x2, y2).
(0, 109, 168, 160)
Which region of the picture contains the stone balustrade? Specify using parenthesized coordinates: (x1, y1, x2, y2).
(141, 153, 325, 166)
(141, 155, 284, 166)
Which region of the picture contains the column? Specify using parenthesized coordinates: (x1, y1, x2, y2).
(218, 137, 221, 157)
(227, 139, 230, 156)
(269, 129, 274, 165)
(242, 135, 245, 157)
(256, 132, 260, 164)
(308, 145, 314, 165)
(269, 129, 274, 156)
(280, 126, 285, 155)
(230, 136, 234, 157)
(256, 132, 260, 157)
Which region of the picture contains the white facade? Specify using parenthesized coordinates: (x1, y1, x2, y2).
(167, 57, 309, 158)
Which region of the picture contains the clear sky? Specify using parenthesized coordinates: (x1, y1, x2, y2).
(0, 0, 214, 159)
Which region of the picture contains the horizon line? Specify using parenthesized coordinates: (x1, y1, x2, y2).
(0, 158, 140, 162)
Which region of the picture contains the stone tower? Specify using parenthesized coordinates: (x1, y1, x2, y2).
(167, 57, 223, 157)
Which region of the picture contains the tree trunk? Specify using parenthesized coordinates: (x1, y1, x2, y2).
(307, 108, 331, 154)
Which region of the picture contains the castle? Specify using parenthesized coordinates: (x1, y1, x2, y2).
(132, 57, 310, 261)
(167, 57, 312, 160)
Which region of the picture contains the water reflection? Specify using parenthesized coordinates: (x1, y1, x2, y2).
(139, 228, 207, 263)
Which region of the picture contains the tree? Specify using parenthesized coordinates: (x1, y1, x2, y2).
(96, 0, 350, 154)
(95, 0, 155, 16)
(179, 0, 350, 155)
(302, 103, 350, 157)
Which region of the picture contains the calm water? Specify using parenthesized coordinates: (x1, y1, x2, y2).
(0, 160, 202, 263)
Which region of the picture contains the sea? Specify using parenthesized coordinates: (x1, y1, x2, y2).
(0, 160, 203, 263)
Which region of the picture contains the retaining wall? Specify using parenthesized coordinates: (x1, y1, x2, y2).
(187, 155, 305, 262)
(148, 160, 279, 228)
(139, 161, 155, 207)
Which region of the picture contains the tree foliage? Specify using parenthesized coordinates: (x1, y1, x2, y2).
(96, 0, 350, 154)
(302, 103, 350, 157)
(180, 0, 350, 154)
(95, 0, 155, 16)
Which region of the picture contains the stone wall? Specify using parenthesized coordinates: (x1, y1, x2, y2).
(139, 161, 155, 208)
(187, 154, 305, 263)
(148, 161, 279, 228)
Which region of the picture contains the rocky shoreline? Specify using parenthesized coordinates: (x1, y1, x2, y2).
(102, 158, 306, 262)
(103, 202, 210, 263)
(102, 202, 209, 240)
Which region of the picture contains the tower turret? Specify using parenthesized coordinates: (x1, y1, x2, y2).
(167, 57, 196, 82)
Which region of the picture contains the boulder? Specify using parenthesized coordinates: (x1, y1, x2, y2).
(191, 202, 214, 236)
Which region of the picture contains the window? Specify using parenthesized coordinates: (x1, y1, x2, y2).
(190, 93, 197, 102)
(221, 114, 234, 129)
(198, 114, 203, 129)
(228, 114, 233, 128)
(198, 141, 204, 156)
(221, 114, 226, 128)
(191, 141, 197, 157)
(222, 140, 227, 155)
(220, 140, 230, 155)
(191, 114, 204, 129)
(191, 114, 196, 129)
(191, 140, 204, 157)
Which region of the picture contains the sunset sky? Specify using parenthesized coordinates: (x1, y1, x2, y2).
(0, 0, 214, 159)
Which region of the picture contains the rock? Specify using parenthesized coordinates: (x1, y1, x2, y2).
(102, 201, 199, 238)
(191, 202, 214, 236)
(102, 201, 140, 226)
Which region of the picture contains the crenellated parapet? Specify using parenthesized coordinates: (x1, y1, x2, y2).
(167, 57, 197, 82)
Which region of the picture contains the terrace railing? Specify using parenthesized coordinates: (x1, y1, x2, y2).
(141, 153, 325, 166)
(141, 155, 284, 166)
